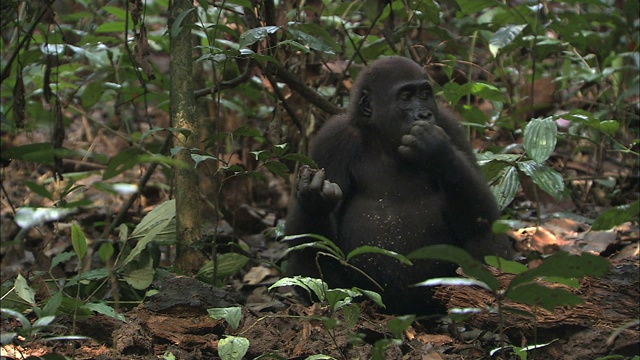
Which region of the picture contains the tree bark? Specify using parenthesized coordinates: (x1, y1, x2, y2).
(169, 0, 206, 274)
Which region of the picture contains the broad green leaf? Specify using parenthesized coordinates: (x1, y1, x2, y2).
(413, 277, 493, 291)
(489, 24, 527, 57)
(455, 0, 502, 15)
(342, 303, 360, 328)
(489, 165, 519, 210)
(14, 273, 36, 306)
(485, 256, 528, 274)
(282, 234, 344, 259)
(95, 22, 126, 33)
(122, 257, 155, 290)
(239, 26, 280, 48)
(208, 307, 243, 330)
(470, 82, 504, 102)
(23, 181, 53, 200)
(407, 245, 500, 291)
(356, 288, 385, 308)
(98, 242, 114, 263)
(103, 149, 142, 180)
(506, 282, 583, 311)
(508, 251, 609, 289)
(218, 336, 249, 360)
(599, 120, 620, 137)
(346, 245, 412, 265)
(524, 117, 557, 164)
(102, 6, 127, 20)
(81, 81, 104, 108)
(387, 315, 416, 339)
(4, 142, 55, 164)
(51, 251, 75, 270)
(287, 27, 338, 54)
(120, 200, 176, 268)
(517, 161, 564, 200)
(71, 223, 87, 261)
(83, 302, 126, 322)
(298, 24, 341, 53)
(591, 201, 639, 230)
(67, 268, 110, 286)
(171, 8, 196, 39)
(197, 253, 249, 281)
(263, 161, 290, 178)
(42, 291, 62, 317)
(269, 276, 329, 301)
(32, 315, 55, 329)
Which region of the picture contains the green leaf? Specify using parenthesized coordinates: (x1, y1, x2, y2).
(98, 242, 114, 263)
(470, 82, 504, 102)
(346, 245, 413, 266)
(218, 336, 250, 360)
(81, 81, 104, 109)
(23, 181, 53, 200)
(506, 282, 583, 311)
(264, 161, 290, 178)
(517, 160, 564, 200)
(598, 120, 619, 136)
(95, 22, 126, 33)
(171, 8, 196, 39)
(489, 165, 519, 210)
(454, 0, 502, 15)
(342, 303, 360, 328)
(42, 291, 62, 317)
(282, 153, 318, 168)
(508, 251, 610, 290)
(414, 277, 493, 291)
(71, 223, 87, 261)
(524, 117, 557, 164)
(14, 273, 36, 306)
(387, 315, 415, 339)
(197, 253, 250, 281)
(83, 302, 126, 322)
(4, 142, 55, 165)
(122, 257, 155, 290)
(485, 256, 528, 274)
(489, 24, 527, 57)
(119, 200, 176, 268)
(103, 149, 142, 180)
(407, 245, 500, 291)
(282, 234, 345, 259)
(287, 28, 338, 54)
(239, 26, 280, 48)
(591, 201, 639, 230)
(269, 276, 329, 302)
(50, 251, 75, 270)
(207, 307, 243, 330)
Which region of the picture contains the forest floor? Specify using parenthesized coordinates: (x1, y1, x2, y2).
(1, 122, 639, 359)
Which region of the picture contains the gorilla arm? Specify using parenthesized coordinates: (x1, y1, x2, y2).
(399, 118, 511, 259)
(284, 115, 357, 277)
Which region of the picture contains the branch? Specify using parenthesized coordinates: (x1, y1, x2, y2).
(268, 62, 343, 116)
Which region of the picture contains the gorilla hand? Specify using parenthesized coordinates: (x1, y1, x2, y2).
(398, 120, 452, 166)
(297, 165, 342, 213)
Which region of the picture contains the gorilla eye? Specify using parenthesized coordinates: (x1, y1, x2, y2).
(399, 91, 412, 101)
(419, 89, 431, 98)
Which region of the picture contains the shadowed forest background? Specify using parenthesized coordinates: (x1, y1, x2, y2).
(0, 0, 638, 359)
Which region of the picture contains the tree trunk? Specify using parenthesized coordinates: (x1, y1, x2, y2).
(169, 0, 206, 274)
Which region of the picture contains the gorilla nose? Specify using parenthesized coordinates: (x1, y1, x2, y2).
(416, 110, 433, 122)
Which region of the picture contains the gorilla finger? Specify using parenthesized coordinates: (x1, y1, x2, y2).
(323, 181, 343, 200)
(309, 168, 326, 191)
(297, 166, 313, 192)
(401, 134, 417, 146)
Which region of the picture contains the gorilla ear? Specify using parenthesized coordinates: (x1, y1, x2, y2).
(358, 90, 372, 118)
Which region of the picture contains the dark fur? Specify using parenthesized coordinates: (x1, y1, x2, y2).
(285, 57, 512, 314)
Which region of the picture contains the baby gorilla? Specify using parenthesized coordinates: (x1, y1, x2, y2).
(285, 56, 512, 314)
